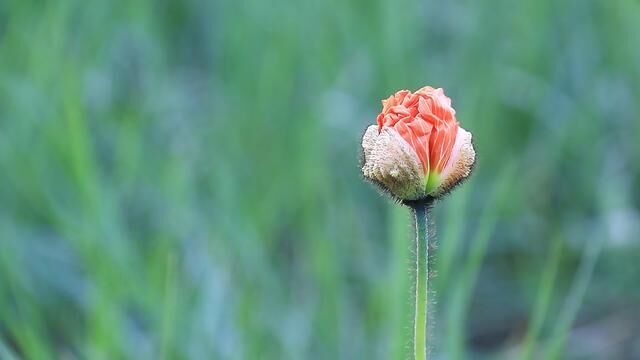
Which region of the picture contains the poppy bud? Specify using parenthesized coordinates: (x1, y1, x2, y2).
(361, 87, 475, 201)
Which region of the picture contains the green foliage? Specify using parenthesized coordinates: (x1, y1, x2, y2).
(1, 0, 639, 359)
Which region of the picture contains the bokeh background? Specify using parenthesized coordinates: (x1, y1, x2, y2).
(1, 0, 639, 359)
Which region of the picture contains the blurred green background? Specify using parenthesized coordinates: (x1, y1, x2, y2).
(1, 0, 640, 359)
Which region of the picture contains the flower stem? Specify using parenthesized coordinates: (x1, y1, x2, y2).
(412, 201, 432, 360)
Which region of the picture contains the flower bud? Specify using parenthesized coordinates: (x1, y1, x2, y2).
(361, 86, 475, 201)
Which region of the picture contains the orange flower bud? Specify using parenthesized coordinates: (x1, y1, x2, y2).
(362, 87, 475, 201)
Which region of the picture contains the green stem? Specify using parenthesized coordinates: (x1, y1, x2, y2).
(412, 202, 432, 360)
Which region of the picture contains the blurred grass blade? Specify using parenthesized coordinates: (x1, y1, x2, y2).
(519, 236, 563, 360)
(436, 183, 471, 293)
(544, 236, 604, 359)
(447, 160, 518, 360)
(388, 204, 412, 360)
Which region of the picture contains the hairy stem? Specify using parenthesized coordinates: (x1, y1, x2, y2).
(412, 202, 432, 360)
